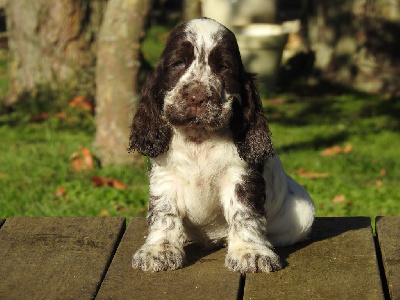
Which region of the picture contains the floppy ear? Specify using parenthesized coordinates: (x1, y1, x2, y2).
(128, 66, 172, 158)
(231, 72, 275, 165)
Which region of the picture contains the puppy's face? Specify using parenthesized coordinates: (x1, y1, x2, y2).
(130, 18, 274, 164)
(161, 19, 244, 136)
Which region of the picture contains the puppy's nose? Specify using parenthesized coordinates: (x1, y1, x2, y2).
(189, 88, 206, 108)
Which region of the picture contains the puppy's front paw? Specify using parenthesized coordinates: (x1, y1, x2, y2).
(132, 243, 185, 272)
(225, 248, 282, 273)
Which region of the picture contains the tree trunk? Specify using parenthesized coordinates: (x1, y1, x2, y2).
(183, 0, 202, 22)
(4, 0, 106, 105)
(94, 0, 151, 166)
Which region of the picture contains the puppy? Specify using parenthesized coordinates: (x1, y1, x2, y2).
(129, 18, 315, 273)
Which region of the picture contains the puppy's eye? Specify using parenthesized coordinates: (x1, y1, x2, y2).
(171, 60, 186, 69)
(219, 64, 229, 72)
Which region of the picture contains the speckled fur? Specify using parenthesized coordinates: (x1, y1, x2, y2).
(130, 18, 315, 273)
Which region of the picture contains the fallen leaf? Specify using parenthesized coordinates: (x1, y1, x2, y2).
(70, 147, 94, 172)
(69, 95, 94, 113)
(268, 97, 284, 105)
(295, 168, 330, 179)
(30, 112, 50, 122)
(55, 112, 67, 120)
(112, 180, 129, 189)
(332, 194, 346, 204)
(55, 187, 67, 197)
(271, 112, 282, 120)
(321, 143, 353, 157)
(342, 143, 353, 154)
(376, 180, 383, 189)
(81, 147, 94, 169)
(30, 112, 66, 122)
(91, 176, 128, 190)
(114, 204, 126, 212)
(99, 209, 110, 217)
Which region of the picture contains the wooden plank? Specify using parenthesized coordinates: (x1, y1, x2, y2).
(0, 217, 125, 299)
(96, 217, 242, 300)
(376, 216, 400, 300)
(244, 217, 384, 300)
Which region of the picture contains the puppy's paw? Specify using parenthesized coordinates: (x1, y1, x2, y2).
(132, 243, 185, 272)
(225, 248, 282, 273)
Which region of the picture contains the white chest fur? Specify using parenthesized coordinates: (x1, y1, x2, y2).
(150, 129, 247, 245)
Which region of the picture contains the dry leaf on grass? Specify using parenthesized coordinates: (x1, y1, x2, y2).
(69, 95, 94, 113)
(113, 204, 126, 212)
(91, 176, 129, 190)
(30, 112, 51, 122)
(376, 180, 383, 189)
(30, 112, 66, 122)
(295, 168, 330, 179)
(332, 194, 346, 204)
(55, 187, 67, 197)
(321, 143, 353, 157)
(99, 209, 110, 217)
(70, 147, 94, 172)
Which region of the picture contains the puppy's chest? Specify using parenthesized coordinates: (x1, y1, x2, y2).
(174, 148, 226, 215)
(158, 137, 244, 222)
(174, 150, 230, 242)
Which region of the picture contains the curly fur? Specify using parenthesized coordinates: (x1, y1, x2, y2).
(129, 18, 315, 273)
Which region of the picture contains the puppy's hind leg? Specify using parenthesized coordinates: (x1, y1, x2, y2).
(266, 176, 315, 247)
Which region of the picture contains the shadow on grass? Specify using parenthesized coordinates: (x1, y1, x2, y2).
(274, 81, 400, 128)
(265, 81, 400, 152)
(278, 130, 349, 153)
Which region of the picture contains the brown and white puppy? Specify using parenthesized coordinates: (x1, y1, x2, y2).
(129, 18, 315, 273)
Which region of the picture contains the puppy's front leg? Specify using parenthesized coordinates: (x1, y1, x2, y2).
(132, 194, 186, 271)
(221, 170, 282, 273)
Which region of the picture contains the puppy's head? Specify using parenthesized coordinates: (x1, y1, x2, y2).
(129, 18, 275, 164)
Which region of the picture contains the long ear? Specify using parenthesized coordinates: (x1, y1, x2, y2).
(128, 66, 172, 158)
(231, 72, 275, 165)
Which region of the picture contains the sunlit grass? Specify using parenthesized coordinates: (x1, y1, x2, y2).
(1, 85, 399, 222)
(265, 88, 400, 224)
(0, 122, 148, 218)
(1, 27, 399, 223)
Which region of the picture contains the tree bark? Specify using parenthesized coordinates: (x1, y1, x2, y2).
(4, 0, 106, 105)
(94, 0, 151, 166)
(183, 0, 202, 22)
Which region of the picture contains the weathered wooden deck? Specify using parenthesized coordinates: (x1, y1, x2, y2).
(0, 216, 398, 299)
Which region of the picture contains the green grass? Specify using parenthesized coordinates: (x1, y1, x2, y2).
(1, 84, 399, 222)
(0, 84, 149, 219)
(0, 49, 8, 98)
(265, 86, 400, 222)
(0, 117, 149, 218)
(142, 25, 171, 67)
(0, 27, 399, 222)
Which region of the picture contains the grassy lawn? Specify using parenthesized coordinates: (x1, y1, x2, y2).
(0, 116, 149, 218)
(267, 86, 400, 223)
(1, 27, 399, 224)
